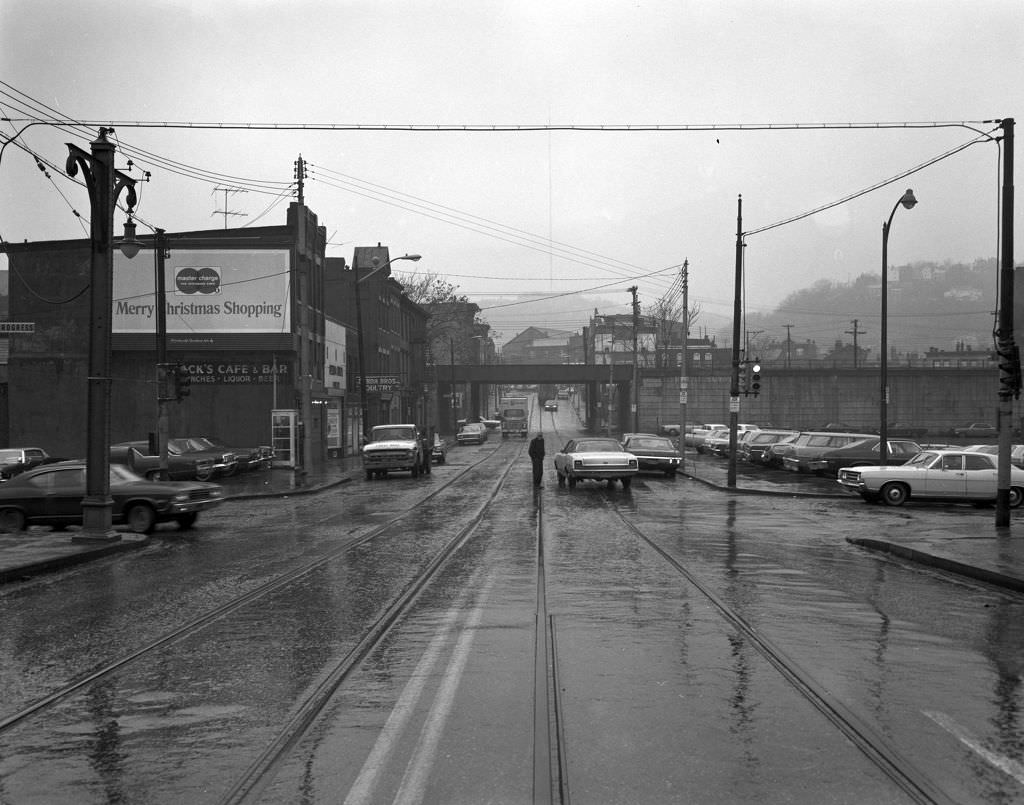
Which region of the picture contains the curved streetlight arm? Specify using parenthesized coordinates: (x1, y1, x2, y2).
(359, 253, 422, 284)
(879, 189, 917, 466)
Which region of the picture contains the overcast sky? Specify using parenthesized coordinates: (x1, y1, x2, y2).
(1, 0, 1020, 345)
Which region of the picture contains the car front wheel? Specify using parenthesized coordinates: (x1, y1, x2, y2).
(1010, 487, 1024, 509)
(880, 482, 909, 507)
(0, 508, 25, 532)
(126, 503, 157, 534)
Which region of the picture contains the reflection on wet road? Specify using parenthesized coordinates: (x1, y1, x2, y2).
(2, 404, 1024, 803)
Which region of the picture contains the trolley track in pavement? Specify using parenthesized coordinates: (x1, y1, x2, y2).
(0, 440, 521, 738)
(600, 494, 957, 805)
(218, 439, 530, 804)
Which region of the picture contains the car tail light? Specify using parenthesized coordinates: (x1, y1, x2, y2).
(629, 459, 638, 468)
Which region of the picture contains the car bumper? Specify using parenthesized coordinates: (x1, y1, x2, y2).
(635, 456, 681, 470)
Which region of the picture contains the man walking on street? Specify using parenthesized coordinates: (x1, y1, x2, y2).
(529, 432, 545, 487)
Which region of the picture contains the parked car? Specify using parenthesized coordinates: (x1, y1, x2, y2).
(481, 418, 502, 430)
(544, 399, 558, 412)
(456, 422, 489, 445)
(837, 449, 1024, 507)
(740, 430, 799, 464)
(110, 442, 215, 481)
(702, 428, 732, 456)
(554, 437, 638, 489)
(818, 438, 923, 477)
(762, 433, 802, 468)
(0, 447, 59, 480)
(620, 434, 682, 476)
(166, 438, 238, 479)
(951, 423, 998, 438)
(0, 460, 223, 533)
(431, 433, 448, 464)
(684, 424, 725, 449)
(189, 436, 272, 471)
(782, 431, 875, 473)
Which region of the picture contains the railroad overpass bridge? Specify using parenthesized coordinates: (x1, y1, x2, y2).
(431, 363, 639, 435)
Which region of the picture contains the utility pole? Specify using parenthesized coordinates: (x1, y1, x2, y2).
(679, 260, 689, 465)
(996, 117, 1016, 527)
(629, 285, 639, 433)
(728, 195, 743, 488)
(845, 319, 866, 368)
(294, 154, 307, 205)
(212, 186, 248, 229)
(783, 323, 794, 368)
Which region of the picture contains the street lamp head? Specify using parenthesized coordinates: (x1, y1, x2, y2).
(118, 216, 142, 259)
(899, 189, 917, 210)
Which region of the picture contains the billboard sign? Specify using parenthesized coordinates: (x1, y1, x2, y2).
(113, 249, 290, 334)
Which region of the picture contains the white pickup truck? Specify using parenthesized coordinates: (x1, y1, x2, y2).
(362, 424, 424, 480)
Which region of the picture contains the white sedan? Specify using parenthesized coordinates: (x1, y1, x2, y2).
(553, 437, 639, 489)
(837, 449, 1024, 507)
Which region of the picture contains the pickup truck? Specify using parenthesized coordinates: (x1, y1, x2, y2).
(362, 424, 424, 480)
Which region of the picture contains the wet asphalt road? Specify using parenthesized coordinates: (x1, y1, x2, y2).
(2, 407, 1024, 803)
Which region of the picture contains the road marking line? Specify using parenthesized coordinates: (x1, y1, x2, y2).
(924, 710, 1024, 784)
(394, 576, 496, 805)
(344, 607, 462, 805)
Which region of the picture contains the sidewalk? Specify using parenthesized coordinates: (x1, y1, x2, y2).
(3, 453, 1024, 595)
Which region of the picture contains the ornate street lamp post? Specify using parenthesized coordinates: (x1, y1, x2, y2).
(65, 128, 137, 540)
(879, 189, 917, 466)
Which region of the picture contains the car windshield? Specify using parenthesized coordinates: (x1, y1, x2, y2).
(373, 427, 416, 441)
(906, 451, 939, 467)
(191, 437, 218, 449)
(461, 424, 483, 432)
(503, 409, 526, 417)
(573, 440, 624, 453)
(110, 464, 145, 483)
(626, 438, 674, 450)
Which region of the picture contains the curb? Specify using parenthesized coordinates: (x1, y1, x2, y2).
(0, 538, 150, 585)
(847, 537, 1024, 593)
(222, 475, 353, 501)
(679, 470, 848, 499)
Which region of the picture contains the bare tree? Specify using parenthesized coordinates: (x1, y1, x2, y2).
(395, 270, 467, 306)
(645, 298, 702, 368)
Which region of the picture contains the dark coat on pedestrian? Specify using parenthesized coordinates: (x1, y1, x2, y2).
(528, 435, 545, 462)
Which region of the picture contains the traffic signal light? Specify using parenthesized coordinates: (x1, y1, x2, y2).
(173, 363, 191, 401)
(751, 362, 762, 396)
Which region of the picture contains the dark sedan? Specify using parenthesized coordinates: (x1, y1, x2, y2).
(189, 436, 273, 472)
(0, 461, 223, 534)
(819, 437, 923, 477)
(167, 438, 239, 478)
(620, 435, 682, 477)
